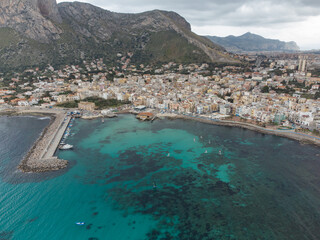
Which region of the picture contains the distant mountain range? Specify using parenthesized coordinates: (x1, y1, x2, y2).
(206, 32, 300, 53)
(0, 0, 236, 71)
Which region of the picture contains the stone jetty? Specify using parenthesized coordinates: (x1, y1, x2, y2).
(17, 108, 70, 172)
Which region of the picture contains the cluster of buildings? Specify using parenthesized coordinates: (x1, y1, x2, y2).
(1, 54, 320, 131)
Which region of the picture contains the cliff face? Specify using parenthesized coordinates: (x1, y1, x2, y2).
(206, 32, 300, 53)
(0, 0, 62, 22)
(0, 1, 236, 70)
(0, 0, 62, 43)
(36, 0, 62, 23)
(57, 3, 195, 42)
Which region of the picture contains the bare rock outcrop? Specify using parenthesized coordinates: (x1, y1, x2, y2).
(0, 0, 61, 42)
(36, 0, 62, 23)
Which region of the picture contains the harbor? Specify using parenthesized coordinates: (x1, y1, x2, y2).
(58, 116, 75, 150)
(17, 108, 71, 172)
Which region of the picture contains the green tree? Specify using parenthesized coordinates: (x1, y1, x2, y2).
(43, 91, 51, 98)
(261, 86, 269, 93)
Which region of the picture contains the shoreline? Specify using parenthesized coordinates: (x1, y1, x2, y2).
(156, 113, 320, 147)
(1, 108, 69, 172)
(1, 107, 319, 173)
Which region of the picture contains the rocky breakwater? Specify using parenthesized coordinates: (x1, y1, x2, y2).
(18, 111, 68, 172)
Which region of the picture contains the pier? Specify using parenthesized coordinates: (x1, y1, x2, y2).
(18, 108, 70, 172)
(43, 116, 71, 159)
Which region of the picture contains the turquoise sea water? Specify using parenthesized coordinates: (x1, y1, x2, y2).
(1, 114, 320, 239)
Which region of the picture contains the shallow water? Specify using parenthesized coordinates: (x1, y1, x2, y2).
(1, 114, 320, 239)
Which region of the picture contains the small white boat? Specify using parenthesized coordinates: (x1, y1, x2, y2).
(209, 140, 211, 144)
(193, 138, 196, 142)
(59, 144, 73, 150)
(205, 150, 208, 153)
(76, 222, 85, 225)
(219, 150, 222, 155)
(167, 153, 170, 157)
(200, 136, 203, 139)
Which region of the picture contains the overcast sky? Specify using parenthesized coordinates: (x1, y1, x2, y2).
(57, 0, 320, 50)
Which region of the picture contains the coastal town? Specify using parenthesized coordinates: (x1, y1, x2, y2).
(2, 1, 320, 238)
(1, 53, 320, 137)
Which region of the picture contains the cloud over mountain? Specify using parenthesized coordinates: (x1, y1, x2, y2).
(59, 0, 320, 26)
(59, 0, 320, 49)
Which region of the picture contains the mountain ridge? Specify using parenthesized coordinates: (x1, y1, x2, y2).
(0, 0, 236, 70)
(206, 32, 300, 53)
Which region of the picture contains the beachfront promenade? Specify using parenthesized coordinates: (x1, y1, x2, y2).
(17, 108, 69, 172)
(157, 112, 320, 146)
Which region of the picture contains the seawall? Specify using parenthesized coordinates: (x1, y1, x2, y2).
(157, 113, 320, 147)
(15, 108, 70, 172)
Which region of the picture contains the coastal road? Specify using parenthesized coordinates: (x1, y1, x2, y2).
(161, 113, 320, 146)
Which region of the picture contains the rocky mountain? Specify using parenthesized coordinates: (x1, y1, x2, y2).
(206, 32, 300, 53)
(0, 0, 235, 70)
(0, 0, 62, 42)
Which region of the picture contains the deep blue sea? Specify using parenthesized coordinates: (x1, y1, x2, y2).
(1, 114, 320, 240)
